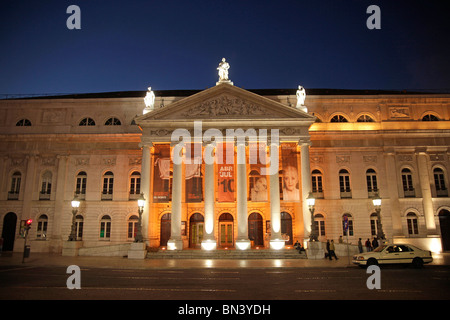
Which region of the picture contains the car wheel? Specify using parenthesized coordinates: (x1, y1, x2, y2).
(367, 258, 378, 267)
(412, 257, 423, 269)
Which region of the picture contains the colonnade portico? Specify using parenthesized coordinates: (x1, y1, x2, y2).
(138, 138, 314, 251)
(135, 82, 316, 251)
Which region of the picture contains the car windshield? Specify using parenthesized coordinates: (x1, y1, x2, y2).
(373, 245, 387, 252)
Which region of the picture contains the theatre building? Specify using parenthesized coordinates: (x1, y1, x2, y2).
(1, 70, 449, 256)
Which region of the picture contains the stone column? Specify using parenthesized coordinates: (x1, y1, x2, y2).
(54, 155, 68, 242)
(269, 142, 284, 250)
(140, 142, 152, 243)
(22, 155, 37, 219)
(236, 139, 251, 250)
(416, 149, 437, 235)
(383, 150, 402, 237)
(300, 141, 312, 240)
(167, 143, 183, 250)
(201, 142, 216, 250)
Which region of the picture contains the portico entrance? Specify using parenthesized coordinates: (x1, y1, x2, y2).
(439, 209, 450, 251)
(160, 213, 171, 247)
(248, 212, 264, 247)
(189, 213, 204, 248)
(218, 212, 234, 248)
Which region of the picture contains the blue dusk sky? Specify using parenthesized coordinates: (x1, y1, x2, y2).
(0, 0, 449, 95)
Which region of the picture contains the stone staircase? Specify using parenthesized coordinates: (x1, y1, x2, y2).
(147, 248, 307, 259)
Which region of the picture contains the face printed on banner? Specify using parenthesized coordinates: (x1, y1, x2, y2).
(281, 143, 300, 201)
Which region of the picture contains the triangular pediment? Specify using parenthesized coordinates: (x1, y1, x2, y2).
(136, 83, 314, 123)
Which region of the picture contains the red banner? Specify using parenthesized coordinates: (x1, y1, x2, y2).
(217, 143, 235, 202)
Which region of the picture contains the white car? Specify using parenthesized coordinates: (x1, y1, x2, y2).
(352, 244, 433, 268)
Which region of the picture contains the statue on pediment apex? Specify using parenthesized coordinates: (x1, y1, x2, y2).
(216, 58, 233, 85)
(296, 85, 307, 112)
(143, 86, 155, 114)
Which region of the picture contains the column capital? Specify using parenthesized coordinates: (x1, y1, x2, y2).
(415, 147, 428, 155)
(298, 139, 312, 147)
(139, 141, 153, 149)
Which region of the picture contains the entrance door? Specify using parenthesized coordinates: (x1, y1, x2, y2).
(219, 212, 234, 248)
(1, 212, 17, 251)
(439, 209, 450, 251)
(220, 223, 233, 247)
(281, 212, 293, 245)
(160, 213, 171, 247)
(189, 213, 204, 248)
(248, 212, 264, 247)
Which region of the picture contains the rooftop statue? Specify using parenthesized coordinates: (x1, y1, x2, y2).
(296, 85, 307, 112)
(143, 87, 155, 114)
(216, 58, 233, 85)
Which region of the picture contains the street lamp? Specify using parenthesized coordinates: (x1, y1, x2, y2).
(372, 191, 385, 240)
(307, 192, 318, 241)
(68, 194, 80, 241)
(134, 193, 145, 243)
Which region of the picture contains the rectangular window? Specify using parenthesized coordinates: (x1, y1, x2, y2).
(343, 220, 353, 236)
(407, 218, 419, 235)
(312, 175, 323, 193)
(100, 222, 111, 239)
(76, 177, 87, 194)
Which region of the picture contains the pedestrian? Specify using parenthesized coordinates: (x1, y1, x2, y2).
(329, 240, 338, 260)
(372, 237, 379, 250)
(338, 235, 343, 244)
(365, 238, 372, 252)
(326, 240, 330, 259)
(358, 238, 363, 253)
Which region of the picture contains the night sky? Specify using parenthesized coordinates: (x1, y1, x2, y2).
(1, 0, 449, 96)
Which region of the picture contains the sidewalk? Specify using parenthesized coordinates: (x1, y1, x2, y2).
(1, 252, 449, 269)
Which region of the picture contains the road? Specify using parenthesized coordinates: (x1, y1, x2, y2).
(1, 265, 449, 301)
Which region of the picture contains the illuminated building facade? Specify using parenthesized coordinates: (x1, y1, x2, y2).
(1, 80, 449, 255)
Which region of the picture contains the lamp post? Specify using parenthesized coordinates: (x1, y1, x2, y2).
(68, 194, 80, 241)
(372, 191, 385, 240)
(134, 193, 145, 243)
(307, 192, 318, 242)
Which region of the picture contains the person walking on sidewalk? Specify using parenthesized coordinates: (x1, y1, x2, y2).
(329, 240, 338, 260)
(365, 238, 372, 252)
(358, 238, 363, 253)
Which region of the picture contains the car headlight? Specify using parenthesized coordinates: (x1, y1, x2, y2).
(355, 256, 365, 260)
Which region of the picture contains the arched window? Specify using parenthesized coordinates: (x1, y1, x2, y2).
(79, 117, 96, 126)
(311, 169, 323, 197)
(127, 215, 139, 240)
(105, 117, 121, 126)
(406, 212, 419, 235)
(75, 171, 87, 199)
(8, 171, 21, 200)
(102, 171, 114, 200)
(434, 167, 448, 197)
(129, 171, 141, 200)
(39, 171, 52, 200)
(421, 114, 440, 121)
(339, 169, 352, 198)
(100, 215, 111, 240)
(342, 213, 354, 236)
(16, 119, 31, 126)
(36, 214, 48, 239)
(330, 115, 348, 123)
(314, 213, 326, 237)
(370, 212, 380, 236)
(401, 168, 415, 197)
(366, 168, 378, 197)
(75, 215, 84, 240)
(357, 114, 375, 122)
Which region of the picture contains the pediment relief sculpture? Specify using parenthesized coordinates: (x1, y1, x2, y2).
(180, 95, 268, 118)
